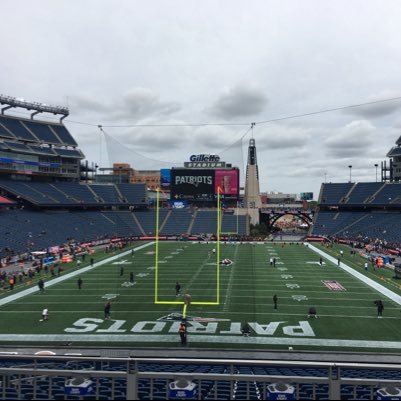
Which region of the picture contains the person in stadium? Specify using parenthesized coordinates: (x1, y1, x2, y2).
(77, 277, 83, 290)
(179, 322, 187, 345)
(175, 282, 181, 296)
(241, 323, 251, 336)
(40, 307, 49, 322)
(307, 306, 318, 318)
(269, 257, 273, 266)
(130, 272, 135, 283)
(374, 300, 384, 318)
(104, 301, 111, 319)
(220, 258, 233, 266)
(38, 278, 45, 293)
(273, 257, 276, 267)
(273, 294, 278, 309)
(90, 258, 94, 267)
(319, 257, 323, 266)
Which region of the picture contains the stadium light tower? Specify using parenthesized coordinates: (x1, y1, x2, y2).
(348, 165, 352, 182)
(374, 163, 378, 182)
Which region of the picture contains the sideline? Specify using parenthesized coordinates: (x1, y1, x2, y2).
(0, 242, 154, 307)
(0, 333, 400, 349)
(307, 243, 401, 306)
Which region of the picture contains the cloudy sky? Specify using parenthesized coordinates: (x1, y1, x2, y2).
(1, 0, 401, 198)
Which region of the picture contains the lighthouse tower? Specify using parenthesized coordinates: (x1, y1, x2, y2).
(244, 138, 262, 213)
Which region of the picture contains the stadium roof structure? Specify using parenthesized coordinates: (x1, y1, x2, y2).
(0, 94, 69, 120)
(396, 135, 401, 146)
(386, 146, 401, 158)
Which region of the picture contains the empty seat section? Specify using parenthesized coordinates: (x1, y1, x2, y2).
(320, 183, 353, 204)
(160, 209, 193, 235)
(0, 116, 38, 141)
(134, 210, 168, 235)
(346, 182, 383, 204)
(55, 182, 98, 203)
(22, 120, 62, 145)
(191, 210, 218, 234)
(117, 183, 147, 204)
(49, 124, 78, 146)
(91, 185, 122, 204)
(370, 183, 401, 205)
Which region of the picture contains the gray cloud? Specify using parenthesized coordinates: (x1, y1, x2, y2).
(342, 92, 401, 119)
(207, 84, 268, 119)
(257, 126, 311, 150)
(70, 88, 181, 120)
(115, 88, 181, 119)
(325, 120, 375, 148)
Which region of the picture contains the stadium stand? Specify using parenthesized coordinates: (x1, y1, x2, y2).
(160, 209, 194, 235)
(319, 183, 354, 204)
(22, 120, 62, 145)
(0, 355, 401, 400)
(0, 114, 78, 147)
(191, 210, 218, 234)
(135, 209, 169, 235)
(370, 183, 401, 205)
(0, 209, 143, 256)
(116, 183, 147, 204)
(311, 182, 401, 244)
(0, 115, 38, 142)
(345, 182, 384, 204)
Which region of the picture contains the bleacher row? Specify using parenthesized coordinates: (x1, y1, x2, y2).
(320, 182, 401, 205)
(312, 182, 401, 242)
(0, 209, 248, 256)
(0, 181, 147, 206)
(0, 115, 77, 147)
(311, 211, 401, 242)
(0, 357, 400, 400)
(0, 141, 83, 158)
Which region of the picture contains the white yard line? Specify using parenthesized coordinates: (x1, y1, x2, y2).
(0, 242, 154, 307)
(307, 243, 401, 306)
(222, 245, 239, 312)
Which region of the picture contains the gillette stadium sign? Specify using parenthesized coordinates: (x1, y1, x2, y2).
(184, 154, 226, 168)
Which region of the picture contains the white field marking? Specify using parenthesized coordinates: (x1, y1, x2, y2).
(1, 310, 400, 318)
(0, 242, 154, 307)
(164, 256, 173, 259)
(2, 333, 401, 349)
(281, 275, 293, 279)
(292, 295, 308, 301)
(307, 243, 401, 306)
(158, 260, 167, 263)
(222, 243, 239, 312)
(277, 268, 288, 271)
(112, 260, 132, 265)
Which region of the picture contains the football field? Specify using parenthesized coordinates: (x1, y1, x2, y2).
(1, 241, 401, 352)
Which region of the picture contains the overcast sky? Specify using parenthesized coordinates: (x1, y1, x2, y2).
(1, 0, 401, 198)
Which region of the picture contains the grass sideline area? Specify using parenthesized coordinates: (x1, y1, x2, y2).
(0, 241, 401, 352)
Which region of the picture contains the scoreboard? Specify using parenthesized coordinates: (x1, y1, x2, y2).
(170, 168, 239, 201)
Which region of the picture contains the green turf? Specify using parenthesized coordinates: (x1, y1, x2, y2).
(1, 241, 401, 352)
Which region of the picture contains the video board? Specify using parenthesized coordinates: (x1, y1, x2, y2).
(300, 192, 313, 200)
(170, 168, 239, 201)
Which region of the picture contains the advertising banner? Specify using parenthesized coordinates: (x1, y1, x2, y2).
(160, 168, 171, 191)
(215, 169, 239, 197)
